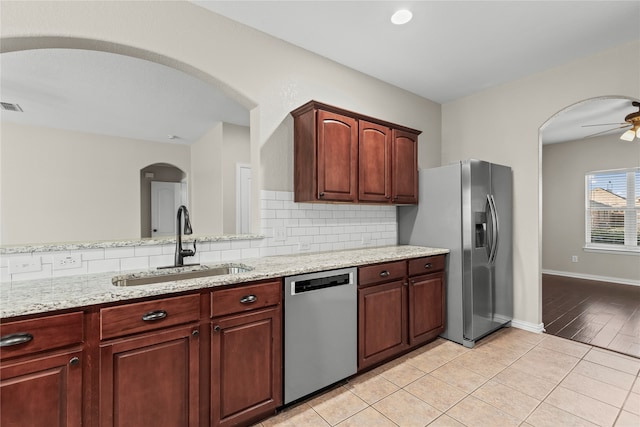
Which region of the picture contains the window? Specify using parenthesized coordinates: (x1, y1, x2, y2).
(585, 168, 640, 253)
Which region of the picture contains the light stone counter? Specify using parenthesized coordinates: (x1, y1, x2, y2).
(0, 245, 448, 319)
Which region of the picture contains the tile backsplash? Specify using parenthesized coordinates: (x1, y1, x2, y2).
(1, 191, 397, 282)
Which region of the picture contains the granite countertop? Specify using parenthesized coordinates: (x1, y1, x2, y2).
(0, 245, 448, 319)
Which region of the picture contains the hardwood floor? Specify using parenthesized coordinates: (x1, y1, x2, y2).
(543, 273, 640, 358)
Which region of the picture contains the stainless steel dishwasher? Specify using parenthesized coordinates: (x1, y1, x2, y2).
(284, 267, 358, 404)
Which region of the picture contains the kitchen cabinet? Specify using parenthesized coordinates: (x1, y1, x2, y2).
(358, 255, 446, 371)
(210, 280, 282, 427)
(408, 256, 446, 346)
(358, 261, 408, 370)
(98, 294, 201, 427)
(0, 312, 84, 427)
(291, 100, 420, 204)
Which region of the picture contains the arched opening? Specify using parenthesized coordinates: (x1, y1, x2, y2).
(140, 163, 187, 238)
(539, 95, 640, 358)
(1, 37, 256, 245)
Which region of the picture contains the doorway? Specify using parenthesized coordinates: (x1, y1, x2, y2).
(140, 163, 187, 238)
(540, 96, 640, 358)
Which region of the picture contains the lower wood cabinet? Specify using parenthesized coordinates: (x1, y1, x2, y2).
(99, 325, 200, 427)
(0, 311, 84, 427)
(1, 348, 83, 427)
(358, 255, 446, 371)
(210, 306, 282, 427)
(358, 280, 408, 369)
(409, 272, 445, 346)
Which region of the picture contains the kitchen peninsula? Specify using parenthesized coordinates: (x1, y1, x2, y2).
(1, 245, 448, 427)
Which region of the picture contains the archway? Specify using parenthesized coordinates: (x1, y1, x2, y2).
(539, 95, 640, 358)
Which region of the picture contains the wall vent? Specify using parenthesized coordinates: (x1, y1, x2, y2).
(1, 102, 24, 112)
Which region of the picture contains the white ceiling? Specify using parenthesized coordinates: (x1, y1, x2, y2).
(1, 1, 639, 145)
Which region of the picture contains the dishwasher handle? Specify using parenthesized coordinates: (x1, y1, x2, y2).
(290, 272, 353, 295)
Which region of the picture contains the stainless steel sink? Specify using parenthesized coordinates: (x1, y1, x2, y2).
(112, 264, 253, 287)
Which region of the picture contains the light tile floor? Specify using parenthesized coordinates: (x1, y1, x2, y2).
(257, 328, 640, 427)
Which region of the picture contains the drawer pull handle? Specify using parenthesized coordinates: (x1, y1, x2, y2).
(142, 310, 168, 322)
(0, 332, 33, 347)
(424, 263, 432, 269)
(379, 270, 390, 277)
(240, 295, 258, 304)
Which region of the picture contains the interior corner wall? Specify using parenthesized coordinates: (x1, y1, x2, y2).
(442, 40, 640, 326)
(542, 134, 640, 283)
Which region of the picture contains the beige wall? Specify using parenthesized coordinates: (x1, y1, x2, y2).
(222, 124, 250, 234)
(191, 123, 224, 235)
(1, 0, 441, 237)
(542, 134, 640, 283)
(0, 122, 190, 244)
(442, 41, 640, 326)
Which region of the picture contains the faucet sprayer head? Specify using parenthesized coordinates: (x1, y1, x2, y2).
(178, 205, 193, 235)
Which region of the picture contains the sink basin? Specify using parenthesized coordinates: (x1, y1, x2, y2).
(112, 264, 253, 287)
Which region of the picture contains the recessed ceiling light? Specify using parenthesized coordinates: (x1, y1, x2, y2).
(391, 9, 413, 25)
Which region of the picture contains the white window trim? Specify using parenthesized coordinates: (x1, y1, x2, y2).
(585, 167, 639, 255)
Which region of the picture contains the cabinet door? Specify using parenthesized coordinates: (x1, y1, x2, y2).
(409, 273, 445, 346)
(1, 348, 83, 427)
(391, 129, 418, 204)
(358, 280, 408, 370)
(359, 120, 391, 202)
(317, 110, 358, 202)
(211, 307, 282, 427)
(99, 325, 200, 427)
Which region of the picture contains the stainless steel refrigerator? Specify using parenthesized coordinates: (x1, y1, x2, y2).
(398, 159, 513, 348)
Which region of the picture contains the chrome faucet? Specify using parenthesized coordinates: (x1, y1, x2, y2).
(159, 205, 198, 269)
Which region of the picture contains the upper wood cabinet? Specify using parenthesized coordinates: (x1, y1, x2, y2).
(291, 101, 420, 204)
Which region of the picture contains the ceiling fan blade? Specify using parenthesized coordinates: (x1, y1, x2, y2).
(582, 122, 627, 127)
(583, 124, 631, 138)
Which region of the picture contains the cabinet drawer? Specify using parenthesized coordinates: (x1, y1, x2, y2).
(408, 255, 446, 277)
(0, 312, 83, 360)
(359, 261, 406, 286)
(211, 280, 281, 318)
(100, 294, 200, 340)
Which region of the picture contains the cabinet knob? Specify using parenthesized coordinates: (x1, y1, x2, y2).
(424, 263, 432, 269)
(319, 192, 325, 197)
(142, 310, 168, 322)
(69, 356, 80, 366)
(379, 270, 390, 277)
(213, 325, 221, 333)
(385, 195, 391, 199)
(0, 332, 33, 347)
(403, 282, 409, 287)
(192, 329, 200, 337)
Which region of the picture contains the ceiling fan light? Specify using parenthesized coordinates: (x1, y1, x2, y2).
(620, 129, 636, 141)
(391, 9, 413, 25)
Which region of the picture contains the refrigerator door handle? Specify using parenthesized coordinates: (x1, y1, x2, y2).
(487, 194, 499, 265)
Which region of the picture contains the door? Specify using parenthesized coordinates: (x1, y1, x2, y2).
(99, 326, 200, 427)
(151, 181, 182, 237)
(317, 110, 358, 202)
(358, 281, 408, 369)
(1, 349, 83, 427)
(409, 273, 445, 346)
(359, 121, 391, 202)
(391, 130, 418, 204)
(211, 307, 281, 427)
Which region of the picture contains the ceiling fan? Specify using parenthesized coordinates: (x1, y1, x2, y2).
(582, 101, 640, 141)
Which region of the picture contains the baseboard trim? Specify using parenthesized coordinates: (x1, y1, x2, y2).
(542, 269, 640, 287)
(511, 319, 545, 334)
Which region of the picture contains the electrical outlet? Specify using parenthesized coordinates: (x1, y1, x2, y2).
(53, 253, 82, 270)
(274, 226, 287, 242)
(8, 256, 42, 274)
(571, 255, 579, 263)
